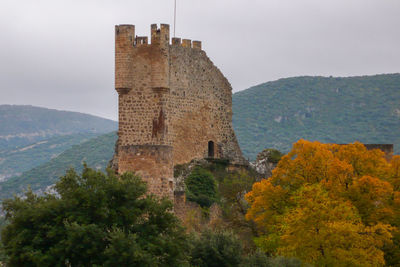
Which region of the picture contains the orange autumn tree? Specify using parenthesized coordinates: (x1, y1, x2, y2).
(279, 184, 391, 267)
(245, 140, 399, 266)
(389, 155, 400, 191)
(347, 175, 394, 225)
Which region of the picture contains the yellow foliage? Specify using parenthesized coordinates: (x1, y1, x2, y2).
(271, 140, 354, 194)
(245, 140, 400, 266)
(389, 155, 400, 191)
(278, 185, 392, 266)
(348, 175, 394, 225)
(245, 179, 288, 234)
(330, 142, 390, 179)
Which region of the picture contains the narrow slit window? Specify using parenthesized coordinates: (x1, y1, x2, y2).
(208, 141, 215, 158)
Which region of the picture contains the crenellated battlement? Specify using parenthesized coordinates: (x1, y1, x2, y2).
(115, 23, 202, 49)
(135, 36, 148, 45)
(151, 24, 170, 46)
(192, 41, 202, 50)
(172, 37, 181, 46)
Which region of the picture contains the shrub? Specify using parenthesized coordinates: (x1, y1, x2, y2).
(242, 251, 303, 267)
(185, 167, 218, 207)
(189, 230, 243, 267)
(262, 148, 284, 164)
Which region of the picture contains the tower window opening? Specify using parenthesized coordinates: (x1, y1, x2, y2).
(208, 141, 215, 158)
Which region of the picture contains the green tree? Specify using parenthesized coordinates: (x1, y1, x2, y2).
(241, 250, 302, 267)
(1, 167, 188, 266)
(189, 230, 243, 267)
(185, 167, 218, 207)
(188, 230, 302, 267)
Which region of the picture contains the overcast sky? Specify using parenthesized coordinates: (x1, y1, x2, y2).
(0, 0, 399, 120)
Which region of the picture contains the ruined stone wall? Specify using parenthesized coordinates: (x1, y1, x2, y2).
(168, 38, 244, 165)
(113, 23, 246, 199)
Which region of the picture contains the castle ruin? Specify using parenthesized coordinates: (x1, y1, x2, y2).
(112, 23, 246, 200)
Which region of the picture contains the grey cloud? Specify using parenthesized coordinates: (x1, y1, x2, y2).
(0, 0, 399, 120)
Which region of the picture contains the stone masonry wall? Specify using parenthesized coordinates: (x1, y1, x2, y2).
(113, 23, 246, 199)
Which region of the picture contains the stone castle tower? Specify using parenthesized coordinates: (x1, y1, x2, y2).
(112, 23, 246, 199)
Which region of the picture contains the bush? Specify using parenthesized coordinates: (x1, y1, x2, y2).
(268, 256, 303, 267)
(262, 148, 284, 164)
(241, 250, 271, 267)
(188, 231, 302, 267)
(242, 251, 303, 267)
(185, 167, 218, 207)
(189, 230, 243, 267)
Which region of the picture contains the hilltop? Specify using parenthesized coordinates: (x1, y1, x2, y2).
(0, 133, 100, 181)
(0, 105, 117, 150)
(0, 105, 117, 180)
(233, 73, 400, 160)
(0, 132, 117, 200)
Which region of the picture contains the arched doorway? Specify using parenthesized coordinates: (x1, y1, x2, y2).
(208, 141, 215, 158)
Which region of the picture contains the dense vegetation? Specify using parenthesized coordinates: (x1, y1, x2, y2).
(176, 159, 261, 252)
(1, 167, 188, 266)
(233, 74, 400, 160)
(3, 141, 398, 265)
(1, 166, 302, 266)
(246, 140, 400, 266)
(185, 167, 219, 208)
(187, 230, 302, 267)
(0, 105, 117, 150)
(0, 132, 117, 200)
(0, 133, 100, 180)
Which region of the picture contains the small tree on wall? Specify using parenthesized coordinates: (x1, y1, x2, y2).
(185, 166, 218, 208)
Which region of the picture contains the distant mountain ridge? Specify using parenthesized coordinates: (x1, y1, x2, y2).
(233, 73, 400, 160)
(0, 132, 117, 200)
(0, 105, 117, 150)
(0, 133, 100, 181)
(0, 105, 117, 181)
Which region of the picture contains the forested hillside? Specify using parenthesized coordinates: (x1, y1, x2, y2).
(0, 105, 117, 150)
(0, 133, 100, 181)
(0, 132, 117, 200)
(233, 74, 400, 160)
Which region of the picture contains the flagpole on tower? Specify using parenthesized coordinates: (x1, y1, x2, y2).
(174, 0, 177, 37)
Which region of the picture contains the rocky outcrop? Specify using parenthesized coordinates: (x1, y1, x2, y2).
(250, 149, 283, 178)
